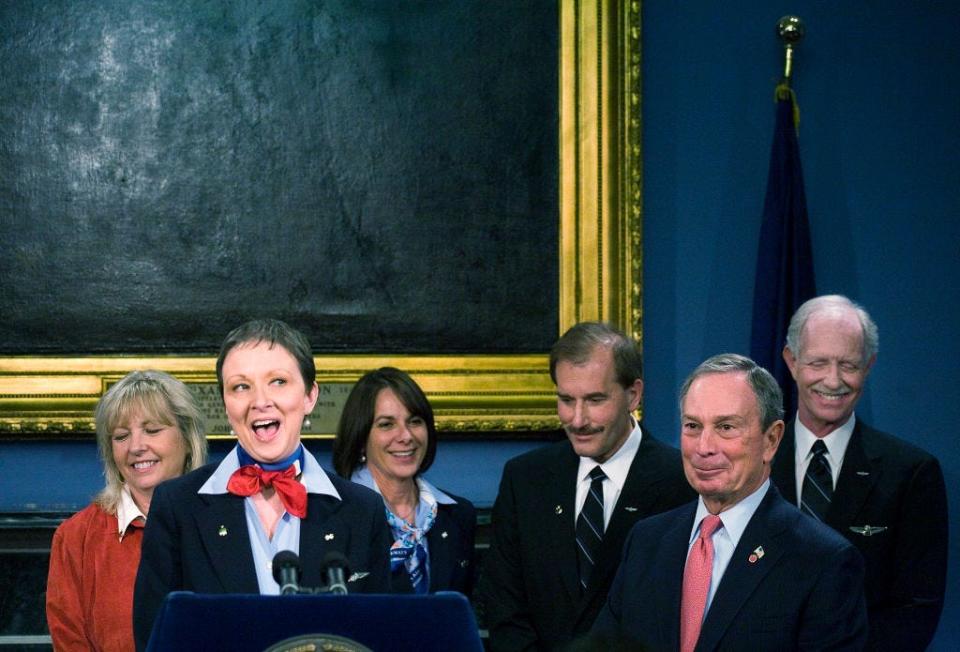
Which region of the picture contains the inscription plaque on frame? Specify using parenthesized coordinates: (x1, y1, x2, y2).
(188, 383, 354, 438)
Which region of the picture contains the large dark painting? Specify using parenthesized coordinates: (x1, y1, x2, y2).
(0, 1, 558, 354)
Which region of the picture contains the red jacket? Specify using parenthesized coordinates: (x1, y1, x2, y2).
(46, 503, 143, 652)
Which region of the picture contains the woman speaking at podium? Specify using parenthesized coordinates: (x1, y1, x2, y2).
(133, 319, 391, 651)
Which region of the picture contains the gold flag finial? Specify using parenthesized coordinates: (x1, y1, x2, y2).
(777, 16, 805, 85)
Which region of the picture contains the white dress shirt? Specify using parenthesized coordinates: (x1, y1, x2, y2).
(574, 417, 643, 529)
(116, 485, 147, 541)
(792, 413, 856, 504)
(688, 479, 770, 618)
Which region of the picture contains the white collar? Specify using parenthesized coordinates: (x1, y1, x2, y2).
(351, 465, 456, 505)
(116, 485, 147, 541)
(690, 479, 770, 547)
(198, 445, 341, 500)
(576, 416, 643, 490)
(793, 412, 856, 466)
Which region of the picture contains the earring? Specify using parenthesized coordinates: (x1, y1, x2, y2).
(360, 453, 366, 463)
(303, 418, 312, 429)
(229, 428, 236, 436)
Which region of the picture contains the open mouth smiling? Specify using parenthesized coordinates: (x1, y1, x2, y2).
(252, 419, 280, 439)
(813, 389, 849, 401)
(132, 460, 159, 471)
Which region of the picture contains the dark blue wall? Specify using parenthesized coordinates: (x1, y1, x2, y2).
(641, 2, 959, 649)
(0, 438, 545, 513)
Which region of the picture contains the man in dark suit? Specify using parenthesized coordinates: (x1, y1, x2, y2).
(480, 322, 695, 651)
(772, 295, 948, 651)
(593, 353, 867, 651)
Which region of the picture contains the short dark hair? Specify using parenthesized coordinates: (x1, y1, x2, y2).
(215, 319, 316, 398)
(679, 353, 784, 431)
(549, 322, 642, 388)
(332, 367, 438, 478)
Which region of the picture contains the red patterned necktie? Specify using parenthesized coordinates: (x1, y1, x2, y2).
(227, 465, 307, 519)
(680, 514, 723, 652)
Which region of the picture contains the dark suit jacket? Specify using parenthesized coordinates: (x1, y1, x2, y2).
(592, 484, 868, 651)
(389, 489, 477, 596)
(132, 463, 392, 651)
(480, 428, 696, 651)
(771, 420, 948, 651)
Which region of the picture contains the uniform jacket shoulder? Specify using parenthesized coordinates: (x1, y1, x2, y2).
(502, 436, 573, 474)
(855, 421, 940, 468)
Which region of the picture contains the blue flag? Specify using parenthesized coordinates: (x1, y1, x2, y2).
(750, 86, 816, 419)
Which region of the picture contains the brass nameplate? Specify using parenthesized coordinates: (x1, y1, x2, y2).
(187, 383, 354, 438)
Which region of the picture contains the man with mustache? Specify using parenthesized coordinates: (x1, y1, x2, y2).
(593, 354, 868, 650)
(480, 322, 694, 651)
(772, 295, 947, 651)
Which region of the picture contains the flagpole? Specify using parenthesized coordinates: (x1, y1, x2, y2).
(777, 15, 805, 86)
(749, 14, 816, 419)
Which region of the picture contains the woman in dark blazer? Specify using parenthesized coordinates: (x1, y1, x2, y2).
(133, 320, 391, 651)
(333, 367, 476, 595)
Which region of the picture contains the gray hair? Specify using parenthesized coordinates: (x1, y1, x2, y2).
(549, 322, 642, 388)
(786, 295, 879, 363)
(679, 354, 784, 431)
(94, 370, 208, 514)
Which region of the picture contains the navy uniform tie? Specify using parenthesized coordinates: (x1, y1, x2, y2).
(801, 439, 833, 521)
(575, 466, 607, 591)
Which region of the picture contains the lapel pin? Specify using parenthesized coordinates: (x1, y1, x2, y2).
(218, 525, 228, 537)
(348, 572, 369, 582)
(624, 506, 638, 512)
(849, 525, 887, 537)
(856, 471, 870, 476)
(460, 559, 469, 568)
(555, 505, 563, 515)
(441, 531, 448, 539)
(324, 533, 335, 541)
(748, 546, 765, 563)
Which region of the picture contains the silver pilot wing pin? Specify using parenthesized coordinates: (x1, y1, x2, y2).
(849, 525, 887, 537)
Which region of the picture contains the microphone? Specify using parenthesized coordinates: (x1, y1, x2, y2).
(320, 551, 351, 595)
(272, 550, 302, 595)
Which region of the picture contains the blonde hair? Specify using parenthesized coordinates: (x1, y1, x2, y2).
(93, 370, 207, 514)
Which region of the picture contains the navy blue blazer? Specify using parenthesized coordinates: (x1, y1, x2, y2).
(592, 484, 868, 651)
(480, 428, 696, 651)
(771, 420, 948, 651)
(132, 462, 392, 651)
(389, 490, 477, 596)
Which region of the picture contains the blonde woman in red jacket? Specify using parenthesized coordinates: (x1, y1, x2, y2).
(46, 370, 207, 652)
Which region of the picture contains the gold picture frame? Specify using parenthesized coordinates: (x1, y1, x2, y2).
(0, 0, 642, 438)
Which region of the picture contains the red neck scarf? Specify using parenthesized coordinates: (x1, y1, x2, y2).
(227, 460, 307, 519)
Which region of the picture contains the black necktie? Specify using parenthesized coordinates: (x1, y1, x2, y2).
(576, 466, 607, 592)
(801, 439, 833, 521)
